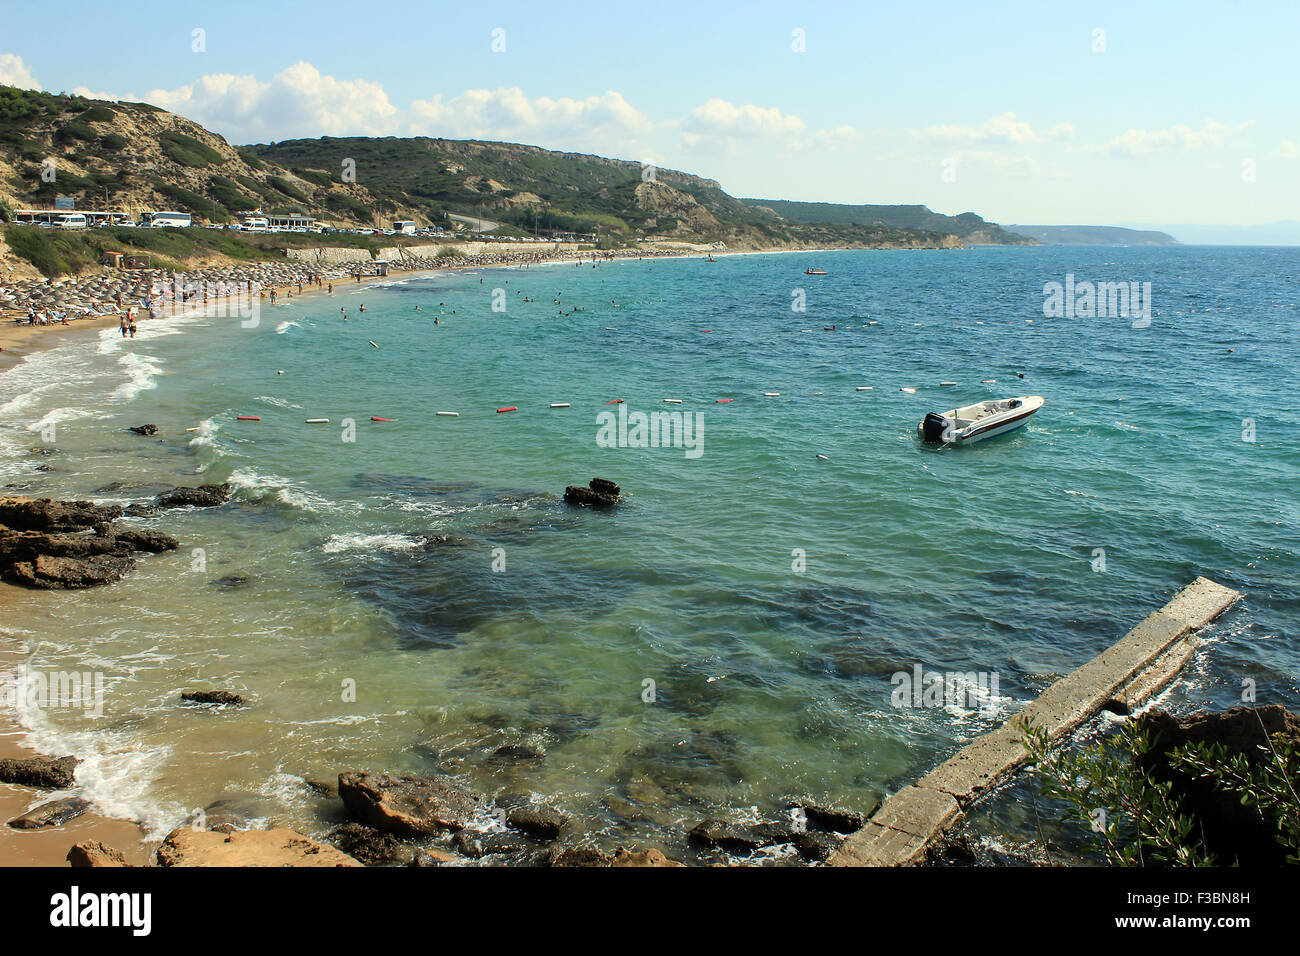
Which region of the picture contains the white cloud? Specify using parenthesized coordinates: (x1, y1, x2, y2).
(1106, 119, 1254, 157)
(81, 62, 401, 142)
(680, 98, 806, 144)
(911, 112, 1044, 145)
(409, 87, 652, 144)
(0, 53, 41, 91)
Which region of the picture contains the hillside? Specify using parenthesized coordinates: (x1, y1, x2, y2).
(1003, 224, 1179, 245)
(248, 136, 960, 250)
(0, 86, 403, 232)
(742, 199, 1033, 245)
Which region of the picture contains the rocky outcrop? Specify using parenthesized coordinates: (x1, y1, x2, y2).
(563, 478, 621, 508)
(337, 772, 482, 836)
(1138, 705, 1300, 866)
(154, 483, 231, 509)
(8, 797, 90, 829)
(451, 829, 537, 859)
(67, 841, 132, 867)
(128, 424, 158, 436)
(505, 803, 569, 840)
(0, 755, 79, 789)
(546, 845, 684, 867)
(689, 807, 859, 861)
(0, 496, 179, 589)
(155, 826, 362, 867)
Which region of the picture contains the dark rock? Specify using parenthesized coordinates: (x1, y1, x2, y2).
(338, 771, 481, 836)
(182, 690, 244, 706)
(128, 424, 158, 436)
(123, 504, 157, 518)
(0, 755, 79, 790)
(785, 800, 867, 834)
(506, 803, 568, 840)
(1137, 705, 1300, 866)
(0, 497, 123, 533)
(94, 482, 128, 494)
(5, 552, 135, 589)
(793, 831, 844, 862)
(451, 829, 536, 858)
(212, 572, 251, 588)
(8, 797, 90, 829)
(688, 819, 767, 852)
(111, 528, 180, 553)
(154, 483, 231, 509)
(563, 478, 621, 508)
(327, 822, 415, 866)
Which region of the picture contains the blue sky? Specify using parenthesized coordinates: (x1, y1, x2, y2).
(3, 0, 1297, 225)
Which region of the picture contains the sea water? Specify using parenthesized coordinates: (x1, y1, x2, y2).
(0, 246, 1296, 857)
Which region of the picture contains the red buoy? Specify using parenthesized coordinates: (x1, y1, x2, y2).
(496, 406, 518, 413)
(716, 398, 734, 403)
(237, 415, 260, 421)
(604, 399, 624, 405)
(371, 417, 395, 422)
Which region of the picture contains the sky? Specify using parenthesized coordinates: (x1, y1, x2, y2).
(2, 0, 1297, 227)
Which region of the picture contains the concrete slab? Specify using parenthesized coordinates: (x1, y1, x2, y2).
(829, 577, 1241, 867)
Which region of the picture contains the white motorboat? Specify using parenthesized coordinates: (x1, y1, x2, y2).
(917, 395, 1044, 445)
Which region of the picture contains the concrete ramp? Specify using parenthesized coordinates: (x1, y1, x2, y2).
(830, 577, 1241, 867)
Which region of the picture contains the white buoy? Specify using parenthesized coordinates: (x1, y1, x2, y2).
(816, 454, 829, 461)
(856, 386, 873, 391)
(663, 398, 683, 404)
(940, 381, 957, 386)
(981, 379, 997, 384)
(764, 392, 781, 397)
(369, 340, 379, 348)
(436, 411, 459, 417)
(185, 427, 200, 433)
(900, 387, 917, 394)
(306, 418, 330, 424)
(549, 403, 571, 408)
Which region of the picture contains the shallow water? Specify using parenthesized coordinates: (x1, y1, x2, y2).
(1, 246, 1296, 857)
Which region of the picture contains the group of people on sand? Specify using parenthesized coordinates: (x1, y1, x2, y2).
(17, 307, 70, 327)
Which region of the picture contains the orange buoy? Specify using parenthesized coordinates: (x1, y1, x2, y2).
(716, 398, 734, 403)
(496, 406, 518, 413)
(604, 399, 624, 405)
(371, 417, 395, 422)
(237, 415, 260, 421)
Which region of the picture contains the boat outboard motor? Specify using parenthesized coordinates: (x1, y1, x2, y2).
(921, 412, 952, 443)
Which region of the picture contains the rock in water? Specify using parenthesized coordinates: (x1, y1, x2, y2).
(326, 822, 416, 866)
(0, 497, 123, 532)
(181, 690, 244, 706)
(110, 528, 180, 553)
(128, 424, 158, 436)
(0, 755, 79, 790)
(155, 827, 362, 867)
(563, 478, 622, 508)
(154, 483, 231, 509)
(8, 797, 91, 829)
(506, 803, 569, 840)
(337, 771, 482, 836)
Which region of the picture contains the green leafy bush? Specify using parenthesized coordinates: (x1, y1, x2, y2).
(160, 131, 223, 167)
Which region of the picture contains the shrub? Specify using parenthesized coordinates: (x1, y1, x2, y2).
(160, 130, 223, 167)
(266, 176, 309, 202)
(100, 132, 127, 151)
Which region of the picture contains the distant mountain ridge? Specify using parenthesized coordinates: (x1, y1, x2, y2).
(1117, 221, 1300, 246)
(1003, 224, 1179, 245)
(741, 199, 1034, 245)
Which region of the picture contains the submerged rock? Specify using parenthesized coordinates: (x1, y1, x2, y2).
(451, 829, 537, 859)
(110, 528, 179, 553)
(0, 755, 79, 790)
(154, 483, 231, 509)
(563, 477, 622, 508)
(688, 819, 768, 852)
(128, 424, 158, 436)
(8, 797, 90, 830)
(338, 771, 482, 836)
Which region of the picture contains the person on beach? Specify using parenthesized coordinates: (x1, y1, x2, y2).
(120, 316, 128, 338)
(328, 283, 333, 295)
(128, 320, 137, 338)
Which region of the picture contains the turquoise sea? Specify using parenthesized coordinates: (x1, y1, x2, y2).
(1, 245, 1296, 860)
